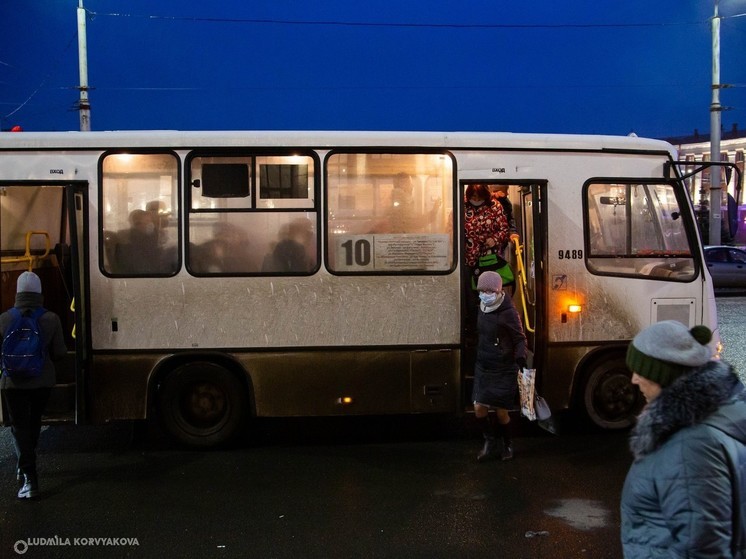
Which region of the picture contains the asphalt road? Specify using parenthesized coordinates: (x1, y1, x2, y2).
(0, 416, 630, 559)
(0, 295, 743, 559)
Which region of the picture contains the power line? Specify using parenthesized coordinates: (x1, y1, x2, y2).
(86, 9, 710, 29)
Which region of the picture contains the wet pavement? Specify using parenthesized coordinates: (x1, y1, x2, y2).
(0, 415, 630, 559)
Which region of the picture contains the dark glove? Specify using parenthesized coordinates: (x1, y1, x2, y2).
(516, 357, 527, 369)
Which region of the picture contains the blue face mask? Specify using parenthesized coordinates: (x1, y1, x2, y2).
(479, 292, 497, 306)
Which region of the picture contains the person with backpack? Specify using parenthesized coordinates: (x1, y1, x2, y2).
(0, 271, 66, 499)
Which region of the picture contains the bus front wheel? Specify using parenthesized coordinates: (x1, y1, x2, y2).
(157, 362, 248, 447)
(582, 355, 644, 430)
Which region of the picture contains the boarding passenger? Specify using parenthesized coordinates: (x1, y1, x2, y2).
(0, 272, 67, 499)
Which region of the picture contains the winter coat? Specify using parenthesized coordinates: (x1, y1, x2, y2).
(620, 361, 746, 559)
(0, 292, 67, 390)
(472, 293, 527, 408)
(464, 200, 509, 268)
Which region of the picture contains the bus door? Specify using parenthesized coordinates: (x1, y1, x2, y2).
(460, 182, 545, 406)
(0, 181, 89, 424)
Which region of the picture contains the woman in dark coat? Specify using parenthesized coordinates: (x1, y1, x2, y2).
(621, 320, 746, 558)
(472, 271, 527, 462)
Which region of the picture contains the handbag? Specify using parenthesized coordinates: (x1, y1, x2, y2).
(518, 368, 558, 433)
(471, 251, 515, 290)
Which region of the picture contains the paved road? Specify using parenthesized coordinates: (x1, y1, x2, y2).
(0, 415, 630, 559)
(0, 296, 742, 559)
(716, 294, 746, 375)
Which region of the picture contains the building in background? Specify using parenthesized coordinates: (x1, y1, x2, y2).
(666, 125, 746, 246)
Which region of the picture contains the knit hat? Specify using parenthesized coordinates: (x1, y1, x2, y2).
(476, 271, 503, 292)
(17, 271, 42, 294)
(626, 320, 713, 388)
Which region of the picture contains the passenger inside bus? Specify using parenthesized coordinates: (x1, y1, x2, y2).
(489, 186, 519, 258)
(392, 172, 441, 233)
(261, 217, 316, 273)
(191, 222, 259, 274)
(111, 209, 175, 275)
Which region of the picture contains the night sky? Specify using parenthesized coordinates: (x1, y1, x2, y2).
(2, 0, 745, 139)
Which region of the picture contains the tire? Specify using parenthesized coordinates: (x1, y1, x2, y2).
(157, 361, 248, 448)
(582, 355, 645, 430)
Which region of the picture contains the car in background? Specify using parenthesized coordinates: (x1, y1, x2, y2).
(704, 246, 746, 289)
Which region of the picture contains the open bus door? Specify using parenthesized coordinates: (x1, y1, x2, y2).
(0, 181, 89, 424)
(460, 182, 544, 410)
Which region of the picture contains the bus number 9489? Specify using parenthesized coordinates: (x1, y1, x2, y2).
(558, 249, 583, 259)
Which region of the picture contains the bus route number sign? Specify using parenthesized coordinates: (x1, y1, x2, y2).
(334, 234, 450, 272)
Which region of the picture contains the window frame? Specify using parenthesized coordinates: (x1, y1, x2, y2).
(99, 149, 182, 278)
(582, 177, 700, 282)
(323, 148, 457, 276)
(184, 148, 320, 277)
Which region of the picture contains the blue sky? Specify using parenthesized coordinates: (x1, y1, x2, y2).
(2, 1, 745, 139)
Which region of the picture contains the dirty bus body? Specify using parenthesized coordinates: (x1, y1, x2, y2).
(0, 131, 718, 446)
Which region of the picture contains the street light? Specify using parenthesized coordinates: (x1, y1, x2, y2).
(77, 0, 91, 131)
(710, 0, 722, 245)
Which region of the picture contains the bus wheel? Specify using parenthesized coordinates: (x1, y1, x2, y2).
(157, 362, 247, 448)
(582, 356, 644, 430)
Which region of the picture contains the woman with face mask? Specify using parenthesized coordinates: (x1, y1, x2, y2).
(472, 271, 527, 462)
(464, 184, 509, 271)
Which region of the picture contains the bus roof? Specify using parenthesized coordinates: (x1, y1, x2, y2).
(0, 129, 675, 154)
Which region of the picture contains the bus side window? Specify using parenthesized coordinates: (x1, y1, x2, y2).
(585, 181, 695, 281)
(326, 152, 454, 274)
(101, 153, 180, 277)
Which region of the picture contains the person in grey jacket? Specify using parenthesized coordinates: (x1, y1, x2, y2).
(472, 271, 527, 462)
(0, 271, 67, 499)
(621, 320, 746, 558)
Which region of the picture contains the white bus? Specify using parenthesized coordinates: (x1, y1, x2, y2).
(0, 130, 722, 446)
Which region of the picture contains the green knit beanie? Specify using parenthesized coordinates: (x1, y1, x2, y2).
(626, 321, 713, 388)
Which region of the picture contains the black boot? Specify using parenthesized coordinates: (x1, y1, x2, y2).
(476, 416, 499, 462)
(497, 422, 514, 461)
(17, 474, 39, 499)
(477, 435, 499, 462)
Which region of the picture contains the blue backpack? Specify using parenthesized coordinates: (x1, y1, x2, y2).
(1, 307, 47, 379)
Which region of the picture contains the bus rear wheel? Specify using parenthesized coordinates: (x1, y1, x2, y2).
(582, 355, 644, 430)
(157, 362, 247, 448)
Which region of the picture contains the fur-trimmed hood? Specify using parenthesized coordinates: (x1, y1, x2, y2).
(629, 360, 746, 460)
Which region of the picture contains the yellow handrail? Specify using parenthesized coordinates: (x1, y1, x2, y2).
(513, 240, 535, 333)
(70, 298, 76, 339)
(0, 230, 51, 271)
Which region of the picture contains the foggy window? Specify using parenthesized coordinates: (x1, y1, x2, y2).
(325, 152, 455, 274)
(101, 153, 180, 276)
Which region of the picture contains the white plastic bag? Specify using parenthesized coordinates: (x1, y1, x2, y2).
(517, 367, 537, 421)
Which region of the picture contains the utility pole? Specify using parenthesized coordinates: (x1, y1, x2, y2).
(77, 0, 91, 131)
(709, 0, 722, 245)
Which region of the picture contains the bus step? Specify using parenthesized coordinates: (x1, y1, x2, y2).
(47, 382, 75, 415)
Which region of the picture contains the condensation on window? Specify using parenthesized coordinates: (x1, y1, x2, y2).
(101, 153, 180, 276)
(326, 152, 454, 273)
